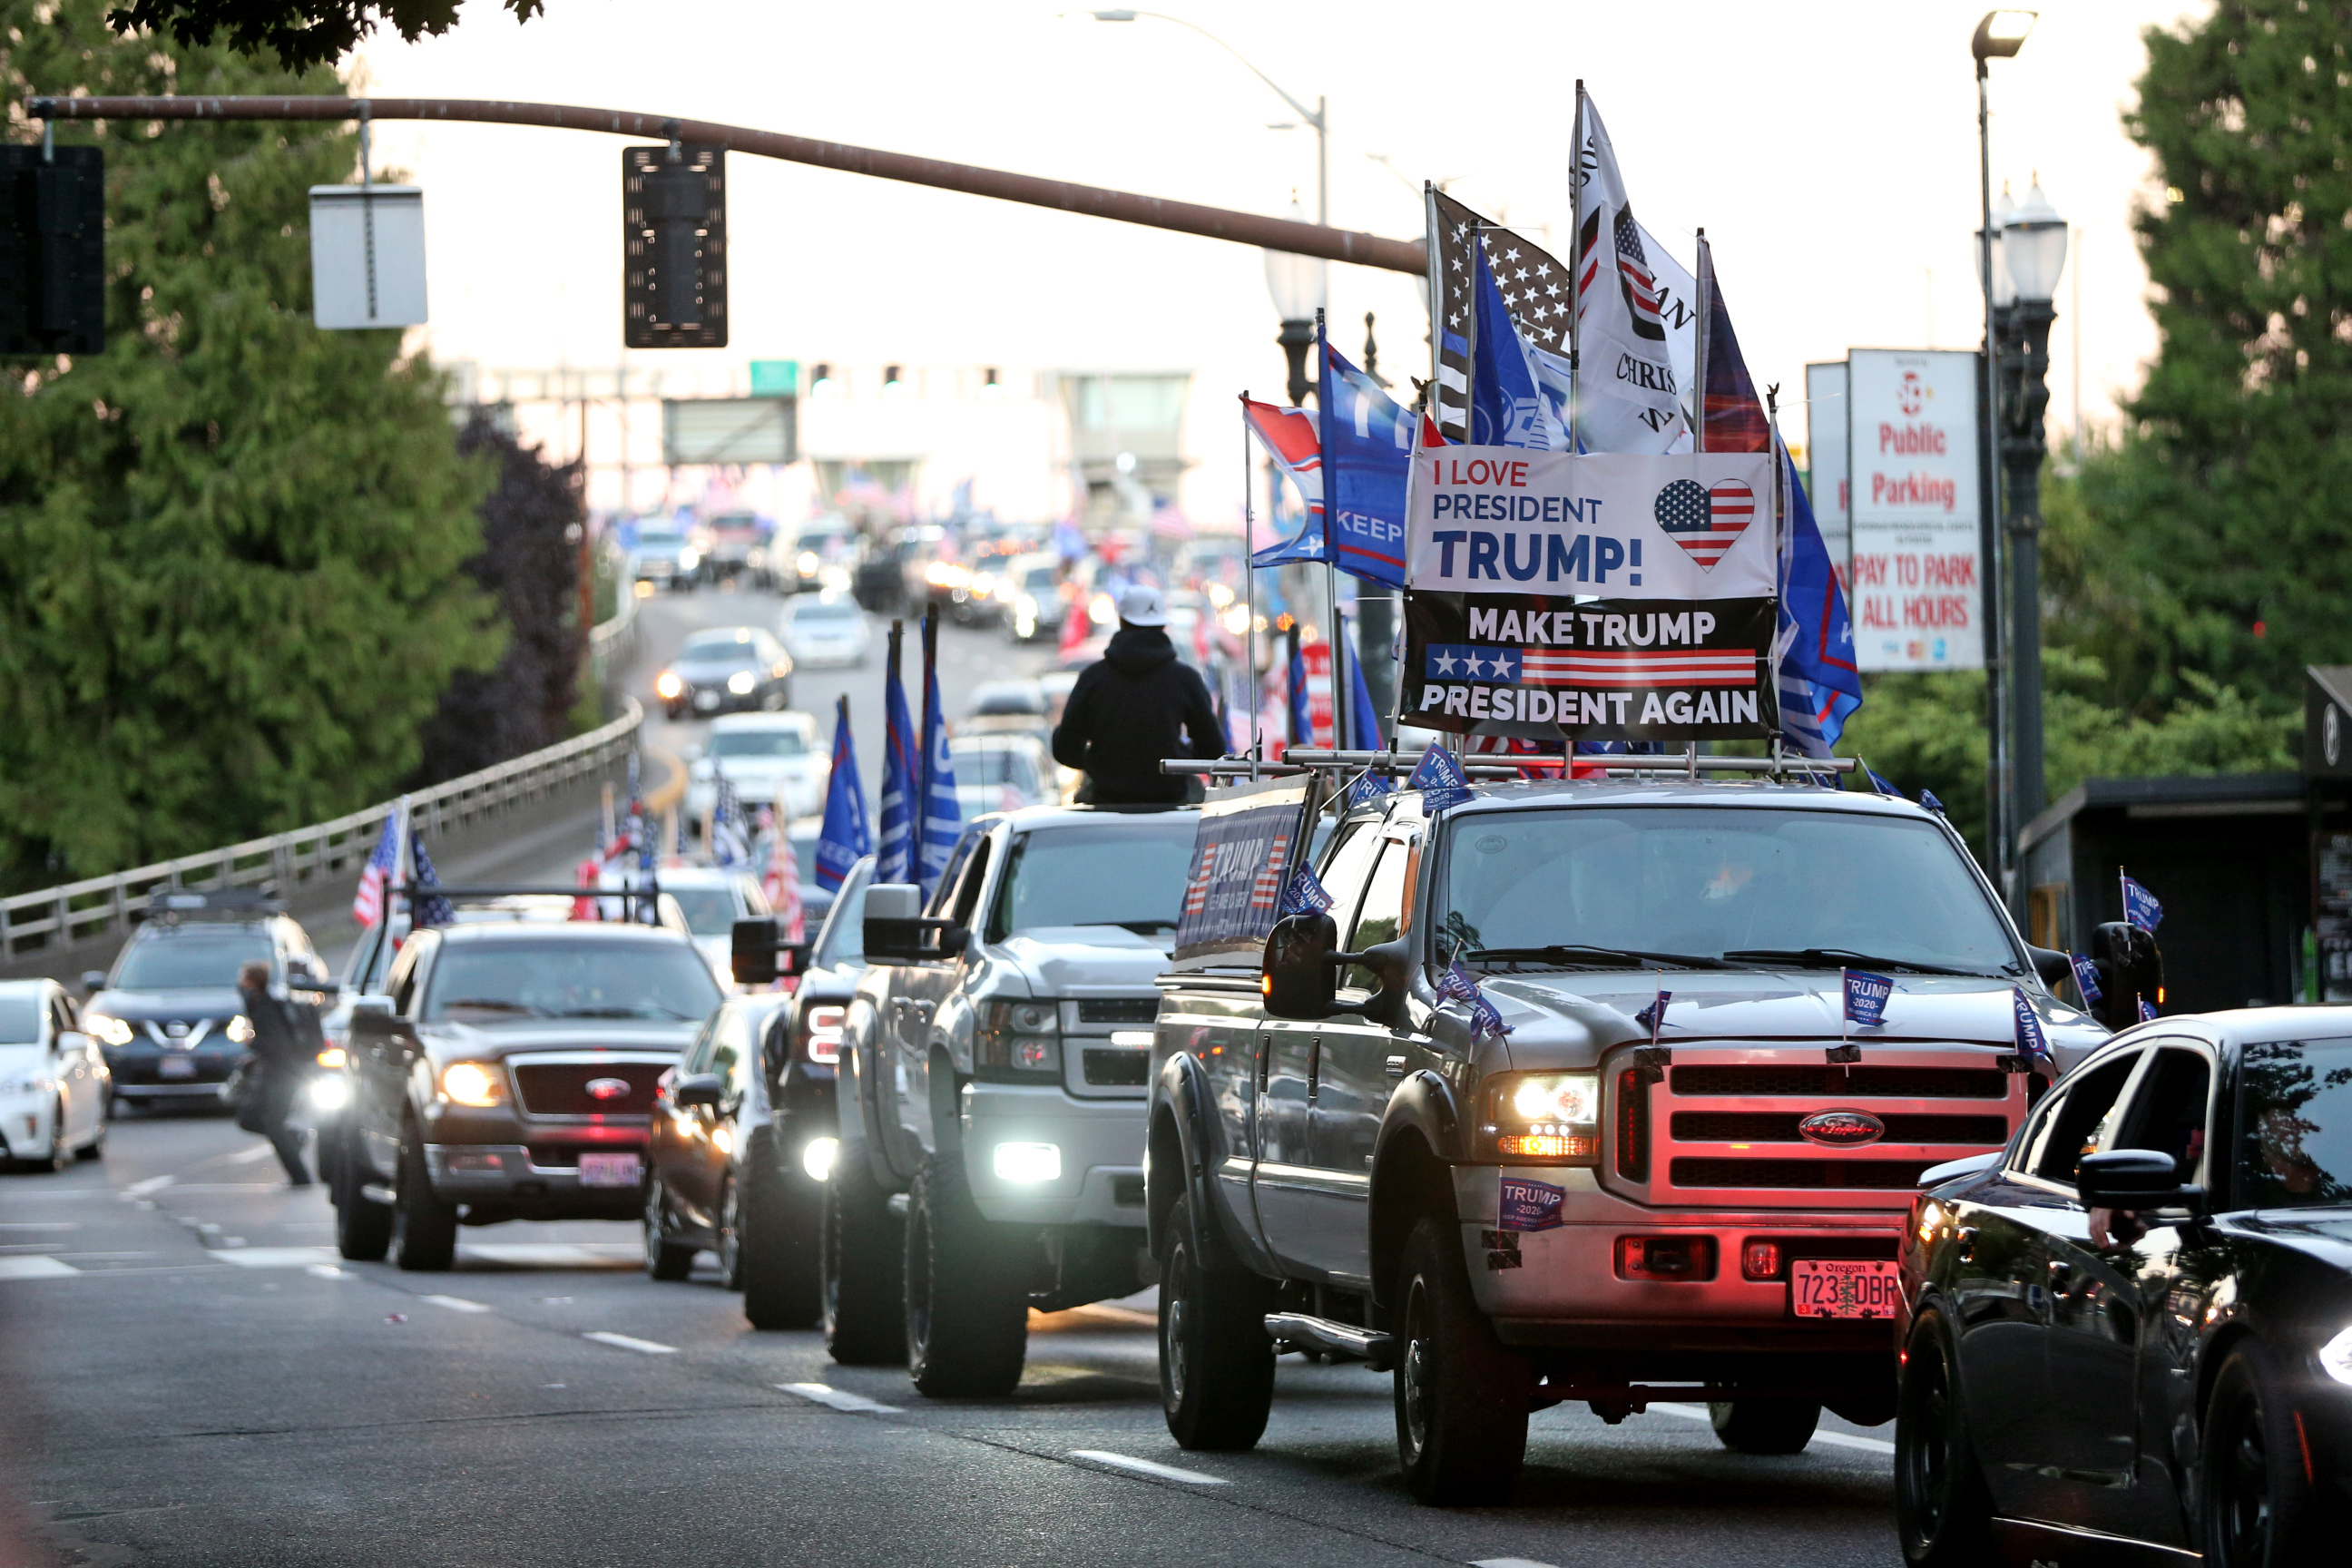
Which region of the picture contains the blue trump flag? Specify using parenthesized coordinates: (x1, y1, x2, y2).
(1408, 742, 1474, 813)
(1318, 327, 1412, 586)
(1844, 968, 1893, 1029)
(917, 609, 962, 899)
(1468, 240, 1567, 450)
(877, 622, 919, 887)
(815, 695, 872, 892)
(2012, 988, 2052, 1063)
(2122, 872, 2163, 934)
(1777, 443, 1863, 757)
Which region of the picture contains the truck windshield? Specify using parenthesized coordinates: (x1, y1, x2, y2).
(421, 940, 722, 1023)
(2233, 1038, 2352, 1208)
(986, 819, 1198, 939)
(1442, 806, 2017, 975)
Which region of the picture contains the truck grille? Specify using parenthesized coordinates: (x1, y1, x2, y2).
(1611, 1046, 2024, 1210)
(1081, 1047, 1150, 1087)
(1077, 999, 1157, 1024)
(511, 1060, 668, 1117)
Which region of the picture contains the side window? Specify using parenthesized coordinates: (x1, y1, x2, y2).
(708, 1015, 743, 1093)
(681, 1015, 719, 1076)
(387, 937, 432, 1018)
(49, 995, 73, 1042)
(2024, 1051, 2141, 1189)
(947, 838, 995, 930)
(2114, 1046, 2214, 1182)
(1342, 841, 1412, 993)
(926, 828, 986, 916)
(1318, 819, 1385, 931)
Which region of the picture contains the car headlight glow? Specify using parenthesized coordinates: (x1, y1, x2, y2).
(655, 671, 684, 701)
(798, 551, 819, 574)
(315, 1045, 347, 1071)
(309, 1075, 352, 1112)
(1509, 1073, 1599, 1125)
(1487, 1072, 1601, 1163)
(440, 1061, 504, 1107)
(726, 670, 757, 694)
(992, 1142, 1062, 1184)
(226, 1014, 255, 1044)
(801, 1136, 838, 1182)
(83, 1012, 133, 1047)
(2321, 1326, 2352, 1386)
(678, 546, 701, 569)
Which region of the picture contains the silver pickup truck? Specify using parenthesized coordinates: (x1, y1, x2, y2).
(1148, 774, 2131, 1504)
(824, 805, 1200, 1395)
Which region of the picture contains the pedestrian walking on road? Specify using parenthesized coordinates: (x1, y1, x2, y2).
(1051, 584, 1224, 805)
(235, 961, 311, 1187)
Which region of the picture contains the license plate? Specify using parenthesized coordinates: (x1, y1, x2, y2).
(692, 691, 719, 710)
(158, 1056, 196, 1080)
(1791, 1259, 1901, 1319)
(576, 1152, 642, 1189)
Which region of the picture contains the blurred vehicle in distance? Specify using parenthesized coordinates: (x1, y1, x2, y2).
(789, 518, 858, 595)
(685, 710, 828, 823)
(947, 733, 1054, 817)
(0, 978, 108, 1170)
(630, 520, 701, 592)
(779, 592, 873, 670)
(655, 627, 794, 720)
(1003, 553, 1066, 643)
(603, 865, 770, 988)
(702, 511, 770, 587)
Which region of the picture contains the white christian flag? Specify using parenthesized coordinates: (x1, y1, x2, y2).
(1573, 93, 1690, 455)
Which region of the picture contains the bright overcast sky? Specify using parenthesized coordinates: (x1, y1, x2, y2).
(358, 0, 2204, 519)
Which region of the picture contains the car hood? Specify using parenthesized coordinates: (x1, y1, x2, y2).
(0, 1042, 48, 1069)
(2229, 1210, 2352, 1272)
(88, 986, 243, 1023)
(1475, 969, 2107, 1073)
(412, 1017, 701, 1063)
(670, 658, 760, 682)
(987, 927, 1175, 997)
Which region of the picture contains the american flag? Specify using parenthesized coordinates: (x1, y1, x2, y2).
(352, 813, 399, 928)
(711, 769, 752, 867)
(1651, 478, 1756, 571)
(1181, 847, 1216, 917)
(410, 834, 455, 929)
(1613, 211, 1665, 340)
(1248, 832, 1292, 912)
(1429, 191, 1573, 443)
(1427, 644, 1755, 689)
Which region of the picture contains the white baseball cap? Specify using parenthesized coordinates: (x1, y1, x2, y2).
(1116, 583, 1169, 627)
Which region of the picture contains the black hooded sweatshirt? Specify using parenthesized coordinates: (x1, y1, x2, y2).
(1051, 624, 1224, 804)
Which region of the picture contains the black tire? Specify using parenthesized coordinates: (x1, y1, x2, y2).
(642, 1173, 696, 1282)
(333, 1141, 394, 1262)
(390, 1132, 457, 1272)
(1393, 1216, 1534, 1505)
(715, 1173, 745, 1290)
(903, 1153, 1032, 1398)
(1710, 1399, 1821, 1455)
(1158, 1194, 1276, 1451)
(822, 1150, 907, 1366)
(1895, 1314, 1996, 1567)
(75, 1107, 105, 1160)
(2201, 1349, 2324, 1568)
(740, 1133, 821, 1330)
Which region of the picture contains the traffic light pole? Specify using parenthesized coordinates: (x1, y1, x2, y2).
(26, 95, 1425, 276)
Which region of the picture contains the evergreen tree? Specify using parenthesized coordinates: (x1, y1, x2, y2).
(0, 0, 501, 890)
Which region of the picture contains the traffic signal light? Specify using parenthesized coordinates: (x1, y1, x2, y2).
(622, 143, 726, 348)
(1, 144, 104, 356)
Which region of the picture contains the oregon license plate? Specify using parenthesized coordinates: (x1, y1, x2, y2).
(576, 1152, 642, 1189)
(1791, 1259, 1900, 1319)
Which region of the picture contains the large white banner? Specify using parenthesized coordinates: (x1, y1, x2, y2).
(1804, 361, 1849, 584)
(1847, 348, 1984, 671)
(1406, 447, 1776, 600)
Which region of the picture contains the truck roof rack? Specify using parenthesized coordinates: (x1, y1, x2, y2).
(142, 886, 280, 919)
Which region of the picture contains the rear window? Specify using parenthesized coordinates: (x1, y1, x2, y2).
(0, 996, 41, 1044)
(421, 939, 722, 1024)
(666, 887, 739, 936)
(985, 819, 1197, 940)
(113, 932, 273, 990)
(710, 730, 808, 759)
(793, 602, 861, 622)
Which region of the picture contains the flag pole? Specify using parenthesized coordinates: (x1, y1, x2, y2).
(1569, 81, 1586, 449)
(1315, 309, 1343, 752)
(1692, 229, 1711, 455)
(1240, 392, 1259, 779)
(918, 602, 940, 897)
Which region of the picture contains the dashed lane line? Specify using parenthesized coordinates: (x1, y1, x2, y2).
(583, 1331, 678, 1355)
(1067, 1450, 1228, 1485)
(218, 1248, 340, 1269)
(122, 1175, 174, 1196)
(306, 1264, 352, 1280)
(421, 1294, 492, 1313)
(0, 1257, 78, 1279)
(777, 1383, 902, 1414)
(1472, 1559, 1563, 1568)
(1649, 1402, 1896, 1455)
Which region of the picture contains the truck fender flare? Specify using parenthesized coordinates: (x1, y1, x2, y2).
(1367, 1070, 1466, 1311)
(1149, 1048, 1239, 1272)
(838, 995, 897, 1190)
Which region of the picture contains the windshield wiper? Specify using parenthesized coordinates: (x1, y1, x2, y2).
(1720, 947, 1996, 978)
(1463, 946, 1736, 971)
(436, 998, 544, 1016)
(1115, 919, 1180, 936)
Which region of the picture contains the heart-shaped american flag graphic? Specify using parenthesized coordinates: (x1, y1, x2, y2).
(1652, 478, 1756, 571)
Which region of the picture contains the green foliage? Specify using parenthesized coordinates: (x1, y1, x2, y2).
(0, 0, 501, 890)
(106, 0, 545, 73)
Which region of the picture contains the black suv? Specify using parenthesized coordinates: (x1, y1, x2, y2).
(81, 890, 327, 1112)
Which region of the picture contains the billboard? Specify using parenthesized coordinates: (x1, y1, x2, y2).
(1847, 348, 1983, 671)
(1804, 361, 1849, 583)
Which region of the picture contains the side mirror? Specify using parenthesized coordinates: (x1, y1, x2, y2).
(2088, 921, 2164, 1032)
(1351, 938, 1419, 1030)
(349, 995, 395, 1019)
(730, 917, 810, 986)
(672, 1072, 726, 1109)
(2027, 946, 2073, 989)
(80, 971, 107, 995)
(1262, 912, 1339, 1020)
(2077, 1148, 2198, 1210)
(861, 885, 965, 964)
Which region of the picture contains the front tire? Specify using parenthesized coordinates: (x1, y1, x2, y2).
(740, 1132, 821, 1329)
(1158, 1194, 1275, 1451)
(390, 1132, 457, 1272)
(1710, 1399, 1820, 1455)
(1393, 1216, 1532, 1506)
(1895, 1313, 1995, 1567)
(333, 1139, 394, 1261)
(822, 1150, 907, 1366)
(642, 1173, 696, 1281)
(903, 1153, 1031, 1398)
(2201, 1349, 2323, 1568)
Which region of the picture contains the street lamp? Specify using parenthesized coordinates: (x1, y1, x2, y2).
(1995, 179, 2066, 837)
(1265, 197, 1328, 405)
(1972, 7, 2034, 900)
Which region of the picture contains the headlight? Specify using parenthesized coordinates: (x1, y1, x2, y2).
(440, 1062, 504, 1107)
(977, 1000, 1061, 1081)
(801, 1136, 838, 1182)
(309, 1076, 352, 1112)
(1089, 593, 1116, 625)
(992, 1142, 1062, 1184)
(798, 551, 820, 574)
(83, 1012, 133, 1047)
(678, 547, 701, 569)
(1484, 1071, 1601, 1164)
(315, 1045, 347, 1071)
(655, 671, 684, 700)
(2321, 1327, 2352, 1386)
(727, 670, 757, 695)
(973, 573, 996, 596)
(226, 1014, 255, 1044)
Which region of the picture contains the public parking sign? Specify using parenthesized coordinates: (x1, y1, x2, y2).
(1846, 348, 1983, 671)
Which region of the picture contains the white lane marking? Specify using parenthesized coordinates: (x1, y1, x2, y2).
(122, 1175, 174, 1195)
(228, 1144, 278, 1164)
(0, 1257, 80, 1279)
(778, 1383, 902, 1414)
(583, 1331, 677, 1355)
(1474, 1559, 1563, 1568)
(1649, 1402, 1896, 1455)
(306, 1265, 352, 1279)
(0, 1221, 81, 1230)
(218, 1247, 340, 1269)
(421, 1294, 492, 1313)
(1067, 1450, 1228, 1485)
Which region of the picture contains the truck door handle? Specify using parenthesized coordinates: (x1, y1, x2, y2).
(1385, 1055, 1407, 1080)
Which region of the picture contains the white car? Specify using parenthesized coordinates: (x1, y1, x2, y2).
(946, 734, 1054, 818)
(603, 866, 771, 988)
(779, 593, 873, 669)
(685, 712, 828, 824)
(0, 979, 109, 1171)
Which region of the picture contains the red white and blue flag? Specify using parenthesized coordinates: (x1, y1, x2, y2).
(352, 813, 399, 928)
(1651, 477, 1756, 571)
(1243, 397, 1326, 567)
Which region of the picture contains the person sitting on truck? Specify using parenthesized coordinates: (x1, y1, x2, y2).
(1050, 584, 1224, 806)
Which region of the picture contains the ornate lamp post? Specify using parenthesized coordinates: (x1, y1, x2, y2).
(1995, 180, 2068, 830)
